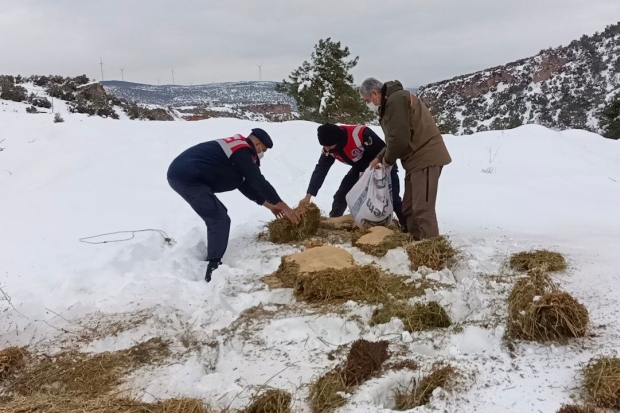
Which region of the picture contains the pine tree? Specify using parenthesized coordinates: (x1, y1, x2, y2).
(276, 38, 374, 124)
(599, 93, 620, 140)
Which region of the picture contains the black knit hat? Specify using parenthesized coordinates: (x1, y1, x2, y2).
(250, 128, 273, 148)
(317, 123, 346, 146)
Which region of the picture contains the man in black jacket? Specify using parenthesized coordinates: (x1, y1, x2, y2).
(168, 128, 299, 282)
(299, 123, 405, 228)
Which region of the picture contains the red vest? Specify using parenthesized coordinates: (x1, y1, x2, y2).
(216, 135, 258, 163)
(331, 125, 366, 164)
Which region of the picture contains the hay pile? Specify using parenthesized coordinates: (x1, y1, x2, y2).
(0, 394, 211, 413)
(394, 364, 456, 410)
(555, 405, 597, 413)
(507, 268, 589, 342)
(509, 249, 567, 272)
(267, 245, 355, 289)
(0, 338, 208, 413)
(294, 265, 424, 304)
(582, 357, 620, 409)
(266, 203, 322, 244)
(406, 236, 457, 271)
(309, 339, 390, 413)
(242, 389, 292, 413)
(0, 346, 27, 381)
(6, 337, 170, 397)
(353, 227, 411, 257)
(320, 215, 355, 231)
(370, 302, 451, 333)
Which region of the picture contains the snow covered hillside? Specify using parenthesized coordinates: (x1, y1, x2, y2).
(420, 22, 620, 135)
(1, 106, 620, 412)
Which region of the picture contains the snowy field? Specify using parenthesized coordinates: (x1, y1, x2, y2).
(1, 100, 620, 412)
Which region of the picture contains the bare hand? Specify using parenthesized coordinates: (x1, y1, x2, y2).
(370, 158, 381, 169)
(279, 203, 301, 224)
(298, 194, 311, 207)
(264, 202, 285, 219)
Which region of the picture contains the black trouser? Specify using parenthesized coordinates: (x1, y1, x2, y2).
(168, 179, 231, 261)
(330, 165, 404, 224)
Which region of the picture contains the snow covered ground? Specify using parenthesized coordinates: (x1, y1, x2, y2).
(1, 102, 620, 412)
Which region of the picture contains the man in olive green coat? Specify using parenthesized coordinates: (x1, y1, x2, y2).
(360, 78, 451, 240)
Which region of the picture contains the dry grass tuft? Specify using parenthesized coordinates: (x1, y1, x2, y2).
(509, 249, 567, 272)
(308, 370, 347, 413)
(0, 346, 28, 381)
(241, 389, 292, 413)
(270, 260, 302, 289)
(394, 364, 456, 410)
(342, 340, 389, 386)
(507, 271, 589, 342)
(0, 394, 212, 413)
(556, 405, 598, 413)
(354, 229, 411, 257)
(266, 203, 322, 244)
(294, 265, 424, 304)
(7, 337, 170, 398)
(406, 236, 458, 271)
(582, 357, 620, 409)
(386, 360, 419, 371)
(370, 302, 451, 333)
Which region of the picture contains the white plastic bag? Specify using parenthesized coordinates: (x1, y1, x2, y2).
(345, 165, 394, 227)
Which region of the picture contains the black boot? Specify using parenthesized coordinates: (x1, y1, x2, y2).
(395, 211, 408, 233)
(205, 259, 221, 282)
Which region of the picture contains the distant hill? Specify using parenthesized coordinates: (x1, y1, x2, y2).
(101, 80, 296, 108)
(419, 22, 620, 135)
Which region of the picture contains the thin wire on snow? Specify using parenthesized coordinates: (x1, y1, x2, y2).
(79, 229, 175, 245)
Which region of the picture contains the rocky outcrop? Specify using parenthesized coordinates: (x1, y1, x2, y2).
(419, 22, 620, 135)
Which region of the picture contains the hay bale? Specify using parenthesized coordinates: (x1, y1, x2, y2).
(0, 394, 212, 413)
(507, 273, 589, 342)
(406, 236, 457, 271)
(7, 337, 170, 398)
(556, 405, 597, 413)
(266, 203, 321, 244)
(582, 357, 620, 409)
(294, 265, 424, 304)
(268, 246, 355, 289)
(394, 364, 456, 410)
(342, 340, 389, 386)
(354, 227, 411, 257)
(509, 249, 567, 272)
(370, 302, 451, 333)
(308, 370, 347, 413)
(242, 389, 292, 413)
(0, 346, 28, 381)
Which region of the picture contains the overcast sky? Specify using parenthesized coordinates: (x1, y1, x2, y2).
(2, 1, 619, 87)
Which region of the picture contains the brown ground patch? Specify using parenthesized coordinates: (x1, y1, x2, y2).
(309, 339, 391, 413)
(582, 357, 620, 409)
(509, 249, 567, 272)
(241, 389, 292, 413)
(406, 236, 458, 271)
(266, 203, 322, 244)
(0, 346, 27, 382)
(370, 302, 451, 333)
(556, 405, 598, 413)
(394, 364, 457, 410)
(342, 340, 389, 386)
(294, 265, 425, 304)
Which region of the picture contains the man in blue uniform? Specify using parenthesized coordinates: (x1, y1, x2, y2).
(299, 123, 406, 229)
(167, 128, 299, 282)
